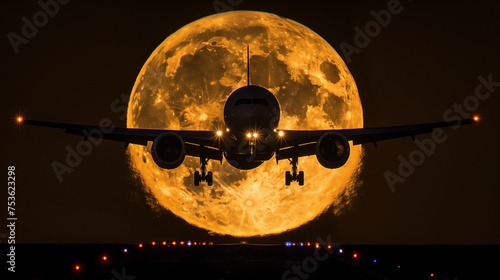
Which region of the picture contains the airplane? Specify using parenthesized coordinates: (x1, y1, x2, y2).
(17, 49, 479, 186)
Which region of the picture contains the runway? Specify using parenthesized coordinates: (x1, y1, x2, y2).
(3, 243, 498, 279)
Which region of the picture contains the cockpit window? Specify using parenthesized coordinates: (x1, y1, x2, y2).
(235, 98, 268, 106)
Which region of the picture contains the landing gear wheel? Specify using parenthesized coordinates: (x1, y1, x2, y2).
(207, 171, 213, 186)
(194, 171, 201, 186)
(285, 171, 292, 186)
(298, 171, 304, 186)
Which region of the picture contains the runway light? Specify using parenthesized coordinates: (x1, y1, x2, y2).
(473, 115, 480, 122)
(152, 241, 156, 246)
(102, 255, 108, 261)
(74, 264, 81, 271)
(162, 241, 167, 246)
(180, 241, 185, 245)
(138, 243, 143, 248)
(172, 241, 176, 245)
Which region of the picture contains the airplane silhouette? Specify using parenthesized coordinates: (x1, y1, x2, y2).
(17, 48, 479, 186)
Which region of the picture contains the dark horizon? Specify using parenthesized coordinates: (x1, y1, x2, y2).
(1, 0, 499, 246)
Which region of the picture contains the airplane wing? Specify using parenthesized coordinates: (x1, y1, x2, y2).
(20, 116, 478, 164)
(275, 117, 478, 161)
(21, 119, 223, 161)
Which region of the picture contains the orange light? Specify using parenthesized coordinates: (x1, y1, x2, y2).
(102, 255, 108, 261)
(172, 241, 176, 245)
(246, 133, 252, 138)
(138, 243, 143, 248)
(473, 115, 480, 122)
(252, 133, 258, 138)
(430, 273, 434, 277)
(216, 130, 223, 137)
(152, 241, 156, 246)
(162, 241, 167, 245)
(180, 241, 185, 245)
(353, 253, 358, 258)
(74, 264, 81, 271)
(16, 116, 23, 123)
(278, 131, 285, 137)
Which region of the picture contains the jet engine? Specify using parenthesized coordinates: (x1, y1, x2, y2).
(316, 132, 350, 169)
(151, 132, 186, 169)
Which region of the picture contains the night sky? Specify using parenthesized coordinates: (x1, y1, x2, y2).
(1, 0, 499, 245)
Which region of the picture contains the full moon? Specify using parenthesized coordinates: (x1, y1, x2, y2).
(126, 11, 364, 236)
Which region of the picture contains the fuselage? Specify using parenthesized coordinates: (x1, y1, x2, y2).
(222, 85, 280, 169)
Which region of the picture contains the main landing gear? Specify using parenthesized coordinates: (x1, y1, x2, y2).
(285, 156, 304, 186)
(194, 157, 213, 186)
